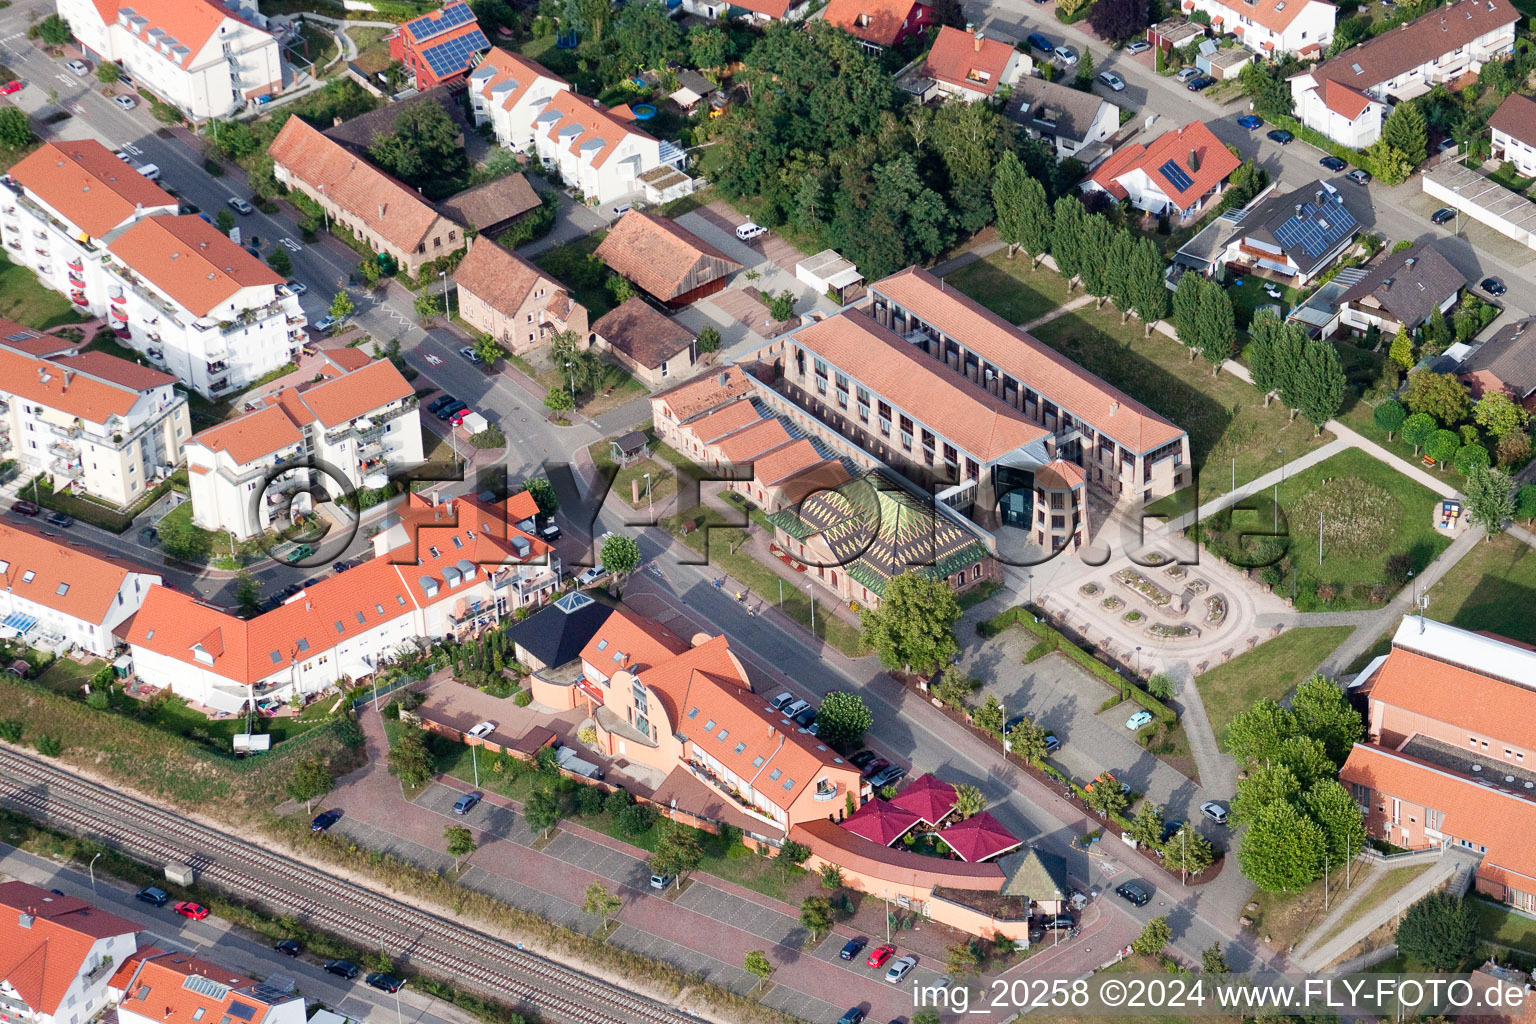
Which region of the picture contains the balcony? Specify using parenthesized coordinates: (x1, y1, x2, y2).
(67, 258, 83, 272)
(812, 782, 839, 802)
(47, 440, 75, 460)
(49, 458, 81, 479)
(70, 291, 88, 306)
(49, 421, 82, 441)
(209, 378, 230, 393)
(207, 360, 228, 374)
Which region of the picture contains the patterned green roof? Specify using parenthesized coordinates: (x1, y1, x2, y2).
(766, 470, 988, 599)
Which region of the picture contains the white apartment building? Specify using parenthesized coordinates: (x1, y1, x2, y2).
(467, 48, 691, 205)
(185, 353, 423, 540)
(112, 950, 306, 1024)
(0, 882, 141, 1024)
(3, 139, 305, 400)
(1180, 0, 1334, 57)
(57, 0, 285, 121)
(1491, 92, 1536, 177)
(126, 493, 560, 712)
(1290, 0, 1518, 148)
(0, 523, 161, 655)
(0, 328, 190, 508)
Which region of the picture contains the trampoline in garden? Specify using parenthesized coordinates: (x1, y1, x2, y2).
(632, 104, 657, 120)
(556, 29, 579, 48)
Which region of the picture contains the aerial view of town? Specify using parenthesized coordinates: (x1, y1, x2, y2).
(8, 0, 1536, 1020)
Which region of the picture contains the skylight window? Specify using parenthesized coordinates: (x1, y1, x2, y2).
(296, 638, 310, 652)
(704, 720, 716, 731)
(769, 768, 782, 780)
(269, 650, 282, 664)
(335, 621, 345, 633)
(783, 779, 795, 790)
(56, 583, 68, 596)
(734, 742, 746, 754)
(21, 570, 34, 583)
(429, 546, 440, 558)
(752, 755, 765, 767)
(716, 728, 729, 741)
(597, 639, 608, 650)
(687, 707, 700, 719)
(452, 536, 463, 549)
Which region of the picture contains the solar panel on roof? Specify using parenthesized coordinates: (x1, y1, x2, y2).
(1272, 196, 1358, 259)
(226, 1003, 257, 1021)
(405, 0, 475, 43)
(421, 28, 489, 77)
(1158, 159, 1194, 193)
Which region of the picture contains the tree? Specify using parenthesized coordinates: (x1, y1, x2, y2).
(267, 246, 292, 277)
(1426, 429, 1460, 468)
(1090, 0, 1149, 43)
(1289, 675, 1363, 766)
(1217, 161, 1269, 214)
(0, 108, 33, 150)
(367, 100, 467, 199)
(1085, 773, 1128, 818)
(1465, 464, 1515, 537)
(1126, 801, 1166, 849)
(414, 291, 444, 321)
(651, 822, 704, 881)
(1197, 279, 1236, 374)
(235, 571, 262, 617)
(1373, 399, 1407, 440)
(974, 693, 1006, 737)
(1381, 99, 1429, 167)
(1225, 699, 1297, 768)
(216, 209, 235, 234)
(1389, 326, 1415, 369)
(1163, 826, 1216, 878)
(1146, 673, 1175, 701)
(820, 864, 844, 890)
(1405, 371, 1471, 425)
(600, 533, 641, 578)
(1017, 176, 1053, 268)
(1517, 483, 1536, 524)
(912, 1012, 942, 1024)
(582, 881, 622, 927)
(1005, 717, 1049, 761)
(743, 950, 774, 981)
(1302, 780, 1367, 862)
(1503, 430, 1536, 467)
(36, 14, 71, 47)
(1475, 392, 1529, 439)
(1238, 799, 1326, 892)
(696, 325, 721, 354)
(1421, 307, 1451, 350)
(953, 783, 986, 819)
(1202, 942, 1229, 974)
(1172, 273, 1204, 354)
(386, 728, 433, 790)
(96, 62, 121, 85)
(1131, 916, 1172, 957)
(1454, 443, 1491, 476)
(524, 790, 561, 837)
(1396, 893, 1478, 971)
(798, 895, 833, 940)
(688, 25, 731, 73)
(1078, 214, 1117, 306)
(814, 691, 873, 750)
(1293, 339, 1345, 431)
(605, 1, 685, 78)
(1128, 237, 1170, 333)
(1402, 412, 1437, 455)
(472, 333, 504, 366)
(860, 571, 960, 675)
(608, 275, 636, 305)
(329, 291, 354, 322)
(945, 941, 983, 977)
(1051, 196, 1090, 289)
(285, 756, 332, 812)
(1074, 48, 1096, 92)
(1246, 310, 1284, 403)
(1106, 227, 1137, 319)
(992, 151, 1031, 259)
(544, 386, 575, 414)
(780, 839, 811, 868)
(1233, 763, 1303, 827)
(523, 476, 559, 517)
(444, 824, 476, 870)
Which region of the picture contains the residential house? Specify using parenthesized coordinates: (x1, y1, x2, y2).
(0, 326, 190, 509)
(1007, 77, 1119, 162)
(267, 116, 466, 278)
(1197, 42, 1253, 80)
(112, 949, 305, 1024)
(738, 267, 1191, 534)
(591, 298, 698, 389)
(0, 882, 140, 1024)
(387, 0, 490, 90)
(767, 469, 999, 607)
(1336, 243, 1467, 337)
(1460, 316, 1536, 409)
(465, 48, 572, 153)
(824, 0, 933, 53)
(0, 523, 161, 655)
(1180, 0, 1335, 57)
(1290, 0, 1519, 148)
(3, 139, 306, 400)
(594, 211, 741, 308)
(650, 365, 758, 452)
(433, 174, 542, 241)
(1083, 121, 1242, 221)
(507, 590, 610, 673)
(1220, 180, 1360, 285)
(682, 0, 814, 22)
(126, 492, 558, 712)
(57, 0, 285, 121)
(452, 237, 588, 356)
(1491, 92, 1536, 178)
(923, 26, 1030, 102)
(1344, 616, 1536, 909)
(184, 355, 423, 540)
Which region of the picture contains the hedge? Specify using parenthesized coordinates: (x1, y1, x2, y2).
(1268, 113, 1410, 186)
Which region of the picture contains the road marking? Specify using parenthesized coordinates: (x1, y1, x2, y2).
(278, 237, 301, 252)
(55, 73, 72, 85)
(120, 142, 142, 156)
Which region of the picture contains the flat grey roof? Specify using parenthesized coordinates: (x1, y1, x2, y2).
(1427, 160, 1536, 234)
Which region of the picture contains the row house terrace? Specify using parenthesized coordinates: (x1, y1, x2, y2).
(0, 881, 140, 1024)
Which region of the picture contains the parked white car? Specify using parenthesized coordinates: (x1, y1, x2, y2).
(735, 222, 767, 241)
(467, 721, 496, 739)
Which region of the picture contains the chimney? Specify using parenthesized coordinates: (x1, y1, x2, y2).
(62, 368, 72, 391)
(1109, 400, 1119, 416)
(975, 29, 984, 50)
(378, 204, 387, 220)
(1295, 203, 1303, 217)
(1405, 256, 1417, 268)
(718, 371, 728, 386)
(1315, 190, 1324, 205)
(333, 116, 343, 127)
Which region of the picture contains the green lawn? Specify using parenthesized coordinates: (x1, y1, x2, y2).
(1201, 446, 1452, 612)
(586, 428, 703, 511)
(533, 233, 615, 320)
(1030, 297, 1332, 506)
(1337, 394, 1472, 492)
(1195, 626, 1355, 751)
(1418, 532, 1536, 646)
(1309, 862, 1435, 954)
(945, 252, 1073, 325)
(0, 252, 87, 329)
(30, 658, 107, 698)
(1226, 275, 1303, 330)
(1475, 897, 1536, 954)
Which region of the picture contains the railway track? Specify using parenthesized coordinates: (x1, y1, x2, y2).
(0, 747, 700, 1024)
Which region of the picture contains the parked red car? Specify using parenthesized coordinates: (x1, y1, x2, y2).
(866, 944, 896, 969)
(10, 500, 39, 516)
(173, 901, 209, 921)
(0, 81, 22, 95)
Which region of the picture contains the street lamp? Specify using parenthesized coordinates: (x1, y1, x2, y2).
(565, 360, 576, 404)
(1274, 447, 1284, 533)
(1026, 571, 1033, 608)
(807, 582, 816, 637)
(316, 184, 329, 233)
(1135, 645, 1142, 678)
(440, 269, 451, 318)
(644, 472, 652, 514)
(88, 852, 101, 895)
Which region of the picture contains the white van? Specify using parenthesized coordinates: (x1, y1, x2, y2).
(135, 163, 160, 180)
(735, 221, 766, 241)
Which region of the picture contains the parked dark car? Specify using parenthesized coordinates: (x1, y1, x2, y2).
(324, 959, 360, 979)
(10, 499, 39, 516)
(365, 973, 404, 993)
(849, 750, 878, 770)
(1026, 32, 1053, 51)
(274, 939, 302, 957)
(1319, 155, 1347, 171)
(837, 1010, 866, 1024)
(840, 936, 868, 960)
(44, 511, 73, 528)
(1266, 128, 1294, 144)
(1115, 882, 1151, 907)
(427, 394, 457, 414)
(436, 400, 468, 421)
(1160, 820, 1186, 845)
(311, 809, 342, 832)
(1482, 277, 1507, 296)
(332, 560, 353, 573)
(1432, 207, 1457, 225)
(135, 886, 168, 906)
(1187, 75, 1216, 92)
(1237, 115, 1263, 130)
(792, 705, 817, 728)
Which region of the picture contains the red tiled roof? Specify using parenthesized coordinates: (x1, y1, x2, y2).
(1090, 121, 1240, 211)
(943, 810, 1022, 862)
(1309, 0, 1518, 92)
(595, 211, 740, 302)
(1201, 0, 1331, 34)
(117, 951, 290, 1024)
(538, 91, 657, 171)
(750, 439, 826, 487)
(686, 399, 762, 445)
(731, 0, 795, 16)
(842, 798, 923, 845)
(1036, 458, 1087, 490)
(453, 236, 575, 322)
(473, 46, 569, 114)
(10, 140, 175, 238)
(1320, 78, 1374, 120)
(0, 523, 158, 624)
(824, 0, 922, 45)
(1369, 645, 1536, 750)
(0, 882, 138, 1016)
(924, 26, 1017, 96)
(653, 365, 756, 423)
(591, 297, 695, 368)
(0, 335, 172, 424)
(1491, 92, 1536, 147)
(189, 404, 304, 464)
(887, 773, 958, 824)
(1342, 743, 1536, 885)
(712, 417, 793, 463)
(296, 357, 413, 428)
(109, 0, 263, 69)
(581, 608, 693, 678)
(108, 215, 283, 318)
(873, 267, 1187, 453)
(794, 818, 1007, 889)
